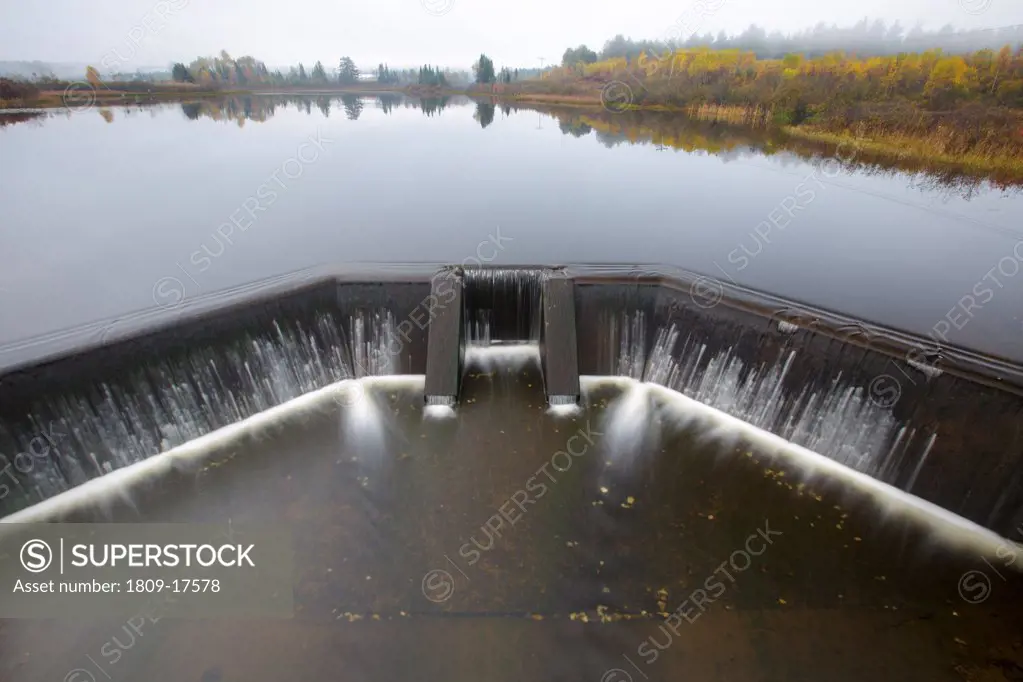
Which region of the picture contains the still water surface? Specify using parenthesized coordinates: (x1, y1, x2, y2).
(1, 95, 1021, 361)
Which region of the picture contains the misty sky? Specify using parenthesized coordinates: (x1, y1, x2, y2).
(1, 0, 1019, 70)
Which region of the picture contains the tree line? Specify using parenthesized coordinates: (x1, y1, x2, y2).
(593, 19, 1023, 62)
(526, 43, 1023, 174)
(169, 51, 361, 86)
(551, 45, 1023, 112)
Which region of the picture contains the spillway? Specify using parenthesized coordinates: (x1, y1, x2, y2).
(2, 264, 1023, 682)
(1, 264, 1021, 536)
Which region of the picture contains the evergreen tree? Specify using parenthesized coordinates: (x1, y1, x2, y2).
(473, 54, 496, 84)
(171, 63, 193, 82)
(339, 57, 360, 84)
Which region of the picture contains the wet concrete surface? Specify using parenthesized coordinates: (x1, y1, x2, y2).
(2, 346, 1022, 682)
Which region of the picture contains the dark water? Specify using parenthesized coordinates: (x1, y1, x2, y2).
(1, 95, 1023, 363)
(2, 349, 1020, 682)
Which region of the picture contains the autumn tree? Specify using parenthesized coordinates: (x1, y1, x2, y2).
(85, 66, 102, 87)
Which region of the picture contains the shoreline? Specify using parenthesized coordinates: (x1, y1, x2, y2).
(488, 92, 1023, 179)
(5, 86, 1021, 180)
(0, 84, 449, 110)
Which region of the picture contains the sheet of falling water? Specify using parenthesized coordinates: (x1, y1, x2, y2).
(2, 345, 1021, 682)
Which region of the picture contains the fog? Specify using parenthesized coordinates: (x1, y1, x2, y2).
(1, 0, 1020, 71)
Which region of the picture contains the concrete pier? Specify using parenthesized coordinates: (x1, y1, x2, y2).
(423, 268, 464, 406)
(540, 277, 580, 405)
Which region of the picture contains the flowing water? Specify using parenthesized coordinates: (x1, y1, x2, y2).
(604, 311, 911, 475)
(3, 95, 1023, 681)
(0, 309, 399, 514)
(2, 349, 1020, 682)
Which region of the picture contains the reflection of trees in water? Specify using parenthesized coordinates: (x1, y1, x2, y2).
(0, 111, 45, 128)
(474, 101, 495, 128)
(315, 96, 331, 118)
(180, 95, 275, 123)
(535, 105, 1021, 198)
(340, 94, 364, 120)
(377, 94, 401, 115)
(1, 94, 475, 130)
(558, 119, 592, 138)
(595, 130, 627, 149)
(419, 97, 450, 117)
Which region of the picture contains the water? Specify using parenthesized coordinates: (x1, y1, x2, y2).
(603, 311, 906, 474)
(2, 94, 1023, 680)
(2, 350, 1020, 682)
(2, 95, 1023, 364)
(0, 308, 399, 514)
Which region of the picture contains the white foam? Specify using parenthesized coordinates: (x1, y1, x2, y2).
(547, 403, 583, 418)
(2, 377, 421, 524)
(423, 404, 457, 420)
(582, 375, 1022, 565)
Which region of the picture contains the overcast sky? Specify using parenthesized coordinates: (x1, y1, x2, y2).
(1, 0, 1019, 70)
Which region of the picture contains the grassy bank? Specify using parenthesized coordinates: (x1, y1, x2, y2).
(0, 82, 465, 110)
(492, 93, 1023, 178)
(494, 44, 1023, 177)
(782, 126, 1023, 177)
(497, 99, 1023, 188)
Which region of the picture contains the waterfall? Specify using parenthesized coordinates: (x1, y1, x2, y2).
(603, 311, 930, 477)
(0, 309, 399, 516)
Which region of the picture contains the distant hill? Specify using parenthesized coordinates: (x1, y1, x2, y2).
(0, 61, 169, 80)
